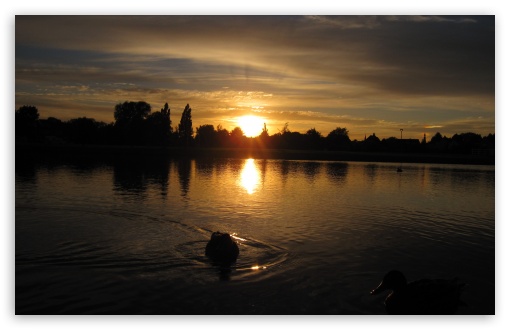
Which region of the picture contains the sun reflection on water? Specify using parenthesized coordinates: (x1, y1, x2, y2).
(240, 158, 260, 194)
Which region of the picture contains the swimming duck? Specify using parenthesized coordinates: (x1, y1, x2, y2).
(370, 270, 466, 314)
(205, 232, 239, 264)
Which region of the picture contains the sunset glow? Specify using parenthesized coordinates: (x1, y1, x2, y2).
(14, 15, 495, 140)
(237, 115, 265, 138)
(10, 4, 499, 318)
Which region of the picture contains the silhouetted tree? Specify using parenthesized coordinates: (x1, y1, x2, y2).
(16, 105, 39, 122)
(178, 104, 193, 147)
(261, 123, 269, 138)
(326, 127, 351, 150)
(13, 102, 495, 158)
(451, 132, 483, 154)
(430, 132, 444, 144)
(39, 117, 66, 143)
(114, 101, 151, 144)
(15, 105, 40, 141)
(145, 103, 172, 145)
(66, 117, 103, 144)
(216, 124, 230, 148)
(97, 122, 116, 145)
(162, 102, 170, 118)
(255, 123, 271, 148)
(280, 122, 290, 134)
(195, 124, 217, 147)
(114, 101, 151, 125)
(229, 126, 246, 148)
(304, 128, 324, 150)
(427, 132, 450, 153)
(272, 122, 304, 149)
(482, 133, 495, 149)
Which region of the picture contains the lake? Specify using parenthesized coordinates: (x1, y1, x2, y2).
(15, 155, 495, 314)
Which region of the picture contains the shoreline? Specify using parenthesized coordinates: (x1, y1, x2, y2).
(15, 143, 495, 166)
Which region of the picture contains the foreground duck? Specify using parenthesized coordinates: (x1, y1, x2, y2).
(371, 270, 466, 314)
(205, 232, 239, 265)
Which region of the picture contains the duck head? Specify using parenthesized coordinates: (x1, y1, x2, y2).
(371, 270, 407, 295)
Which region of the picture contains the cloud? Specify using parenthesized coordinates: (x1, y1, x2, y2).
(387, 15, 478, 24)
(15, 15, 495, 139)
(305, 15, 383, 29)
(16, 16, 494, 98)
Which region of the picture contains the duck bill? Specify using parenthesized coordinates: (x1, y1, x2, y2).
(370, 281, 387, 295)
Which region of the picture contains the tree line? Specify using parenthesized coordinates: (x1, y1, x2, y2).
(15, 101, 495, 155)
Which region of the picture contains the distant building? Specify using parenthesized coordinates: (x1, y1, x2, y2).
(402, 139, 421, 151)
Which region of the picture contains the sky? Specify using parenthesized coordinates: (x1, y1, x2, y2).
(4, 2, 510, 329)
(15, 14, 495, 140)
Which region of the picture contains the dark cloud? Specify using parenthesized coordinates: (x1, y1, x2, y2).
(268, 16, 494, 97)
(352, 16, 494, 96)
(16, 16, 494, 98)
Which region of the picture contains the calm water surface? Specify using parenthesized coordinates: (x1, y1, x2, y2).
(15, 157, 495, 314)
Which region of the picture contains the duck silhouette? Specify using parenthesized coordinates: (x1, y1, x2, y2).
(205, 232, 239, 265)
(371, 270, 466, 314)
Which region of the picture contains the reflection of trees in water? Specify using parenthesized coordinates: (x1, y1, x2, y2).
(113, 160, 148, 198)
(302, 161, 322, 182)
(268, 160, 322, 184)
(279, 160, 290, 178)
(277, 161, 294, 181)
(479, 170, 495, 188)
(195, 158, 214, 176)
(15, 161, 38, 185)
(177, 158, 192, 197)
(67, 159, 107, 174)
(426, 166, 493, 191)
(195, 158, 230, 177)
(113, 157, 171, 198)
(277, 160, 291, 185)
(427, 166, 448, 188)
(449, 168, 486, 187)
(16, 157, 110, 186)
(227, 158, 243, 175)
(325, 162, 349, 183)
(259, 159, 268, 186)
(147, 158, 171, 197)
(363, 163, 378, 183)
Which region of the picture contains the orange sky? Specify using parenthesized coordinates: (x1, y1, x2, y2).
(15, 15, 495, 141)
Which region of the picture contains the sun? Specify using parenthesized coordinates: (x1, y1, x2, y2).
(237, 115, 265, 138)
